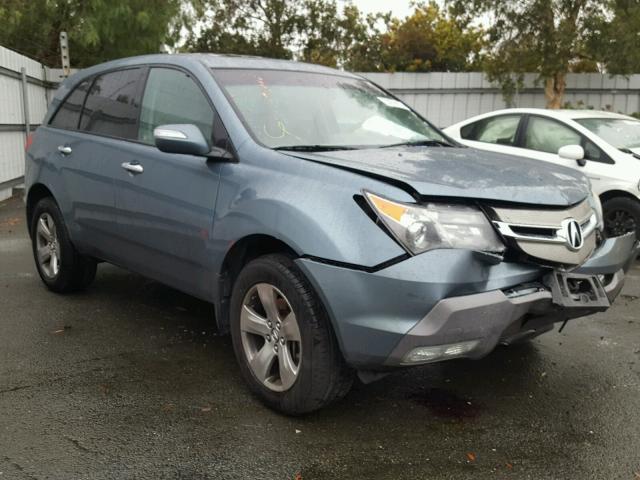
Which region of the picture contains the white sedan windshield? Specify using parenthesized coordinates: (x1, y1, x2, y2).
(212, 69, 447, 149)
(575, 117, 640, 150)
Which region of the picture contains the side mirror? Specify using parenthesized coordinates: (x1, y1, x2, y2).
(558, 144, 586, 166)
(154, 124, 233, 160)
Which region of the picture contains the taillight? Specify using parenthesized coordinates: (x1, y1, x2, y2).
(25, 132, 34, 152)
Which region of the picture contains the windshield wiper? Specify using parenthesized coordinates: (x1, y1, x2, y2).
(380, 139, 454, 148)
(619, 148, 640, 159)
(273, 145, 359, 152)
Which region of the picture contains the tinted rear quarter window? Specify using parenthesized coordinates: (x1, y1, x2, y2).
(49, 79, 91, 130)
(79, 68, 144, 139)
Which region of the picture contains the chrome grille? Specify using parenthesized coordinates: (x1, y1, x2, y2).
(491, 200, 598, 266)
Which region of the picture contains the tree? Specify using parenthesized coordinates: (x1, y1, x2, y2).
(300, 2, 395, 70)
(585, 0, 640, 74)
(384, 2, 485, 72)
(0, 0, 182, 67)
(187, 0, 300, 59)
(340, 9, 394, 72)
(449, 0, 605, 108)
(188, 0, 485, 72)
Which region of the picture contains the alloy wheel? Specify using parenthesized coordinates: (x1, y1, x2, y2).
(240, 283, 302, 392)
(605, 209, 637, 237)
(35, 213, 61, 278)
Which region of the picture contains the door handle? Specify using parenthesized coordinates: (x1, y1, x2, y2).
(121, 162, 144, 174)
(57, 145, 72, 155)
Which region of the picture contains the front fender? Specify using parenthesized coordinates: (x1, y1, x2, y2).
(211, 146, 409, 270)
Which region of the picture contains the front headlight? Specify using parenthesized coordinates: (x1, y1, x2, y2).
(364, 191, 505, 255)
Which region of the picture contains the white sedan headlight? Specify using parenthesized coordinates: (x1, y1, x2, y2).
(364, 191, 505, 255)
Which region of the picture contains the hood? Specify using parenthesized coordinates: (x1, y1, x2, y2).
(628, 147, 640, 157)
(286, 146, 590, 207)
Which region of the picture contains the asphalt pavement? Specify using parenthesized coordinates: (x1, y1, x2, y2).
(1, 194, 639, 480)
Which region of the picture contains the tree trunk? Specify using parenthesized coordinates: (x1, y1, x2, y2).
(545, 73, 566, 109)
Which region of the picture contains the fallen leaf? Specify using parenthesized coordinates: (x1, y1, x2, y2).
(506, 463, 513, 470)
(293, 473, 302, 480)
(466, 452, 476, 462)
(0, 217, 20, 227)
(52, 326, 71, 334)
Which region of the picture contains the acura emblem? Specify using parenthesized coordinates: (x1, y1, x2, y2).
(563, 218, 584, 251)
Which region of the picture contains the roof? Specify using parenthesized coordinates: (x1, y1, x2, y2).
(194, 53, 359, 77)
(67, 53, 360, 83)
(479, 108, 635, 121)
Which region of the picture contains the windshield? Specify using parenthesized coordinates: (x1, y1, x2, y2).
(212, 69, 448, 150)
(575, 117, 640, 150)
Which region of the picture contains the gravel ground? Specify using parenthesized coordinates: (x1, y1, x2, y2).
(1, 194, 639, 480)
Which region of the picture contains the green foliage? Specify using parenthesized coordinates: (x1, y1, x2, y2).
(186, 0, 484, 72)
(186, 0, 387, 68)
(384, 2, 485, 72)
(449, 0, 605, 108)
(0, 0, 182, 67)
(585, 0, 640, 74)
(187, 0, 302, 60)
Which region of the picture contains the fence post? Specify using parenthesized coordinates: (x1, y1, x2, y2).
(60, 32, 71, 78)
(20, 67, 31, 168)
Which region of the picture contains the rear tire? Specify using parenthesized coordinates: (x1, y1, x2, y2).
(230, 254, 353, 415)
(602, 196, 640, 240)
(30, 197, 97, 293)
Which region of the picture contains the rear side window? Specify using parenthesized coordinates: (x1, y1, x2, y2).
(79, 68, 144, 139)
(138, 68, 214, 145)
(461, 115, 521, 146)
(49, 79, 91, 130)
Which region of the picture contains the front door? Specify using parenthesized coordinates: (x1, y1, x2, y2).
(519, 115, 615, 196)
(114, 67, 226, 300)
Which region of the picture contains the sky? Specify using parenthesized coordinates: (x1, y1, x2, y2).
(347, 0, 415, 19)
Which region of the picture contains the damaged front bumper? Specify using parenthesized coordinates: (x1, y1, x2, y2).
(296, 233, 639, 369)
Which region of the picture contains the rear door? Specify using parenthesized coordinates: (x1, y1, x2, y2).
(457, 114, 526, 158)
(51, 68, 145, 258)
(114, 66, 227, 300)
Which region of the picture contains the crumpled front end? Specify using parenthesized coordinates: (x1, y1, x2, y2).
(296, 232, 639, 369)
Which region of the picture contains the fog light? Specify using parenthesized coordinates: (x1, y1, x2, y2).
(402, 340, 480, 365)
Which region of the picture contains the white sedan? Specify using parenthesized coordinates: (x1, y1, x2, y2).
(444, 109, 640, 238)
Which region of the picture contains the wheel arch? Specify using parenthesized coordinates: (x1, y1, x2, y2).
(26, 183, 56, 236)
(599, 189, 640, 204)
(215, 234, 298, 334)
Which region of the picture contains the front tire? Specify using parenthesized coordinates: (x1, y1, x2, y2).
(230, 254, 353, 415)
(30, 197, 97, 293)
(603, 196, 640, 240)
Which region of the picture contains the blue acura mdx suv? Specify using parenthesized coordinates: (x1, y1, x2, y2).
(25, 54, 639, 414)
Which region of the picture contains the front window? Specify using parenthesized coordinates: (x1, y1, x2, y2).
(524, 116, 582, 154)
(211, 69, 447, 149)
(139, 68, 214, 145)
(575, 117, 640, 151)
